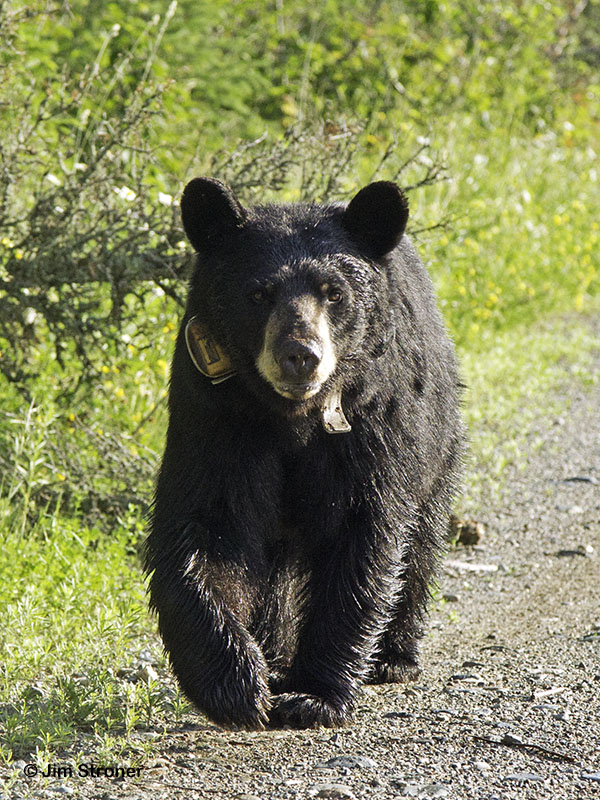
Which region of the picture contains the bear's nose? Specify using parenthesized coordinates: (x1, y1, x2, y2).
(278, 341, 322, 381)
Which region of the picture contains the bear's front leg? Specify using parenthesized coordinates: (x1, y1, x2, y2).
(147, 523, 270, 730)
(270, 512, 406, 729)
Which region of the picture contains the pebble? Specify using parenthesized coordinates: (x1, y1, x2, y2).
(134, 663, 159, 682)
(388, 781, 450, 798)
(445, 559, 498, 573)
(392, 783, 420, 797)
(504, 772, 545, 783)
(422, 784, 449, 797)
(138, 647, 155, 662)
(442, 593, 460, 602)
(308, 783, 356, 799)
(318, 755, 377, 770)
(582, 772, 600, 782)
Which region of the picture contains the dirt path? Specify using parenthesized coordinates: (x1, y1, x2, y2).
(10, 319, 600, 800)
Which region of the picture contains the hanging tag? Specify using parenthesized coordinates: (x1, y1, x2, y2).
(322, 387, 351, 434)
(185, 316, 236, 384)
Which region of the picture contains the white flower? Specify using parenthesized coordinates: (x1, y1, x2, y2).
(158, 192, 173, 206)
(114, 186, 136, 202)
(45, 173, 61, 187)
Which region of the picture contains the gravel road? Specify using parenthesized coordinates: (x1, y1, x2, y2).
(7, 317, 600, 800)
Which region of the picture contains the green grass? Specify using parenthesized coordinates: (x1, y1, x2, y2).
(459, 305, 600, 512)
(0, 490, 188, 768)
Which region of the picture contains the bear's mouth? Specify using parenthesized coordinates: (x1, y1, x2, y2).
(273, 381, 322, 401)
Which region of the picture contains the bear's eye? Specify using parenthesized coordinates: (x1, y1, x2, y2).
(251, 288, 268, 304)
(326, 287, 343, 303)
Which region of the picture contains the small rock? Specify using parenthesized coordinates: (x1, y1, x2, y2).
(582, 772, 600, 782)
(423, 784, 449, 797)
(390, 782, 420, 797)
(116, 667, 135, 679)
(445, 559, 498, 573)
(309, 783, 356, 799)
(318, 755, 377, 770)
(138, 647, 155, 662)
(504, 772, 545, 783)
(442, 593, 460, 603)
(555, 547, 588, 557)
(450, 673, 484, 683)
(473, 761, 491, 773)
(449, 516, 484, 545)
(134, 664, 158, 683)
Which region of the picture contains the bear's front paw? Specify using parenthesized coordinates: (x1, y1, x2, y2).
(197, 680, 270, 730)
(367, 660, 422, 684)
(228, 687, 271, 730)
(366, 653, 422, 685)
(180, 645, 271, 730)
(269, 692, 348, 729)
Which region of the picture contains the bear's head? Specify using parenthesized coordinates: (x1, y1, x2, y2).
(180, 178, 409, 426)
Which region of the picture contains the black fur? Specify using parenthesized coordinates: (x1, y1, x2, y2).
(145, 179, 464, 730)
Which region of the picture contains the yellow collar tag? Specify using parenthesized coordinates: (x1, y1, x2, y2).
(322, 387, 352, 434)
(185, 316, 236, 385)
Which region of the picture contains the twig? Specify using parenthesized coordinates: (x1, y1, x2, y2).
(473, 733, 578, 764)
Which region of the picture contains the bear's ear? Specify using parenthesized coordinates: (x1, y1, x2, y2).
(342, 181, 409, 257)
(180, 177, 248, 252)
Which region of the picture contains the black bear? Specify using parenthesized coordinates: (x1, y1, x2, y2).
(145, 178, 463, 730)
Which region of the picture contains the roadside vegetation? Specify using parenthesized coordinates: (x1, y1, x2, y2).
(1, 0, 599, 768)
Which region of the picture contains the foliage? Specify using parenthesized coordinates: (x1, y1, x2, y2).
(0, 2, 456, 400)
(0, 1, 185, 397)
